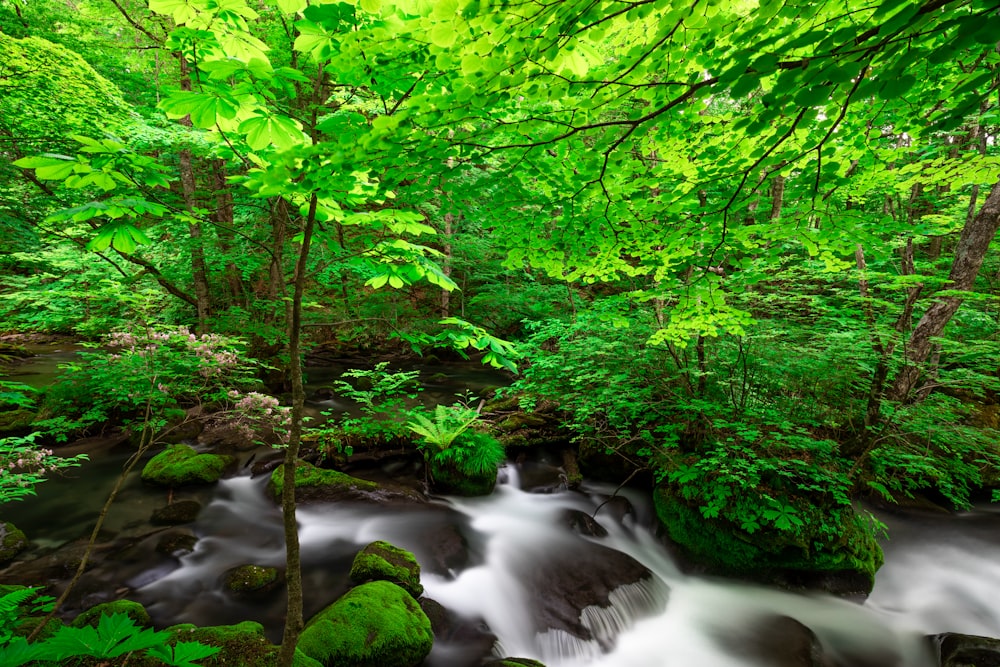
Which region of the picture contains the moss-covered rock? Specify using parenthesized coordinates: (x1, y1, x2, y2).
(484, 659, 548, 667)
(267, 460, 379, 503)
(151, 500, 203, 525)
(141, 444, 234, 487)
(297, 580, 433, 667)
(0, 409, 35, 434)
(654, 485, 883, 595)
(222, 564, 283, 598)
(72, 599, 152, 628)
(429, 457, 497, 496)
(156, 530, 198, 556)
(350, 541, 423, 598)
(0, 521, 28, 563)
(161, 621, 287, 667)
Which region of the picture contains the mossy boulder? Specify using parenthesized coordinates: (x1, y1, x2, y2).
(268, 460, 380, 504)
(484, 660, 548, 667)
(350, 541, 423, 598)
(222, 564, 283, 598)
(429, 457, 497, 496)
(72, 600, 152, 628)
(0, 521, 28, 563)
(141, 444, 234, 487)
(654, 485, 883, 595)
(297, 580, 433, 667)
(0, 409, 35, 434)
(161, 620, 322, 667)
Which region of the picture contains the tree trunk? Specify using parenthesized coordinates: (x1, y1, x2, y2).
(276, 193, 318, 667)
(887, 177, 1000, 401)
(177, 56, 212, 332)
(440, 212, 453, 318)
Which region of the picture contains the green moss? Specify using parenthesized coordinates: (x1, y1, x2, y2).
(164, 621, 279, 667)
(653, 486, 883, 593)
(297, 581, 433, 667)
(496, 413, 548, 432)
(0, 521, 28, 563)
(484, 660, 548, 667)
(267, 460, 378, 502)
(429, 457, 496, 496)
(350, 541, 423, 598)
(14, 616, 64, 641)
(223, 564, 282, 597)
(0, 409, 35, 433)
(140, 444, 234, 487)
(72, 600, 151, 628)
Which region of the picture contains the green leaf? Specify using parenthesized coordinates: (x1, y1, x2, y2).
(13, 156, 77, 180)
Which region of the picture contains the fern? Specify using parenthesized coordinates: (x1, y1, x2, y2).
(0, 588, 45, 645)
(148, 640, 222, 667)
(406, 405, 479, 451)
(45, 613, 169, 661)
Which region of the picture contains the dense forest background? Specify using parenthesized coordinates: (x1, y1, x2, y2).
(1, 0, 999, 663)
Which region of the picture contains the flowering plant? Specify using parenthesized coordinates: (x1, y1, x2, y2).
(41, 325, 260, 437)
(0, 433, 87, 504)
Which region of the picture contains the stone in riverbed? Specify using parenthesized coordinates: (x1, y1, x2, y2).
(222, 564, 283, 598)
(150, 500, 202, 525)
(297, 580, 433, 667)
(484, 660, 548, 667)
(0, 521, 27, 564)
(141, 444, 234, 487)
(350, 540, 423, 598)
(936, 632, 1000, 667)
(72, 599, 152, 628)
(268, 459, 425, 505)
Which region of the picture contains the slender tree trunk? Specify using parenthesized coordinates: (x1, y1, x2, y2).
(769, 175, 784, 220)
(888, 177, 1000, 401)
(277, 193, 318, 667)
(177, 57, 212, 332)
(441, 212, 453, 318)
(212, 159, 247, 307)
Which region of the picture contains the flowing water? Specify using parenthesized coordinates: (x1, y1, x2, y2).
(3, 348, 999, 665)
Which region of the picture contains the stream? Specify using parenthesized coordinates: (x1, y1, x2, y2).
(2, 348, 999, 666)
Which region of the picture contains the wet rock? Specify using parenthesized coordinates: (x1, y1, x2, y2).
(592, 495, 635, 524)
(0, 409, 35, 434)
(298, 580, 433, 667)
(421, 597, 497, 667)
(141, 444, 235, 487)
(72, 599, 152, 628)
(350, 540, 424, 598)
(150, 500, 202, 525)
(0, 521, 28, 564)
(561, 509, 608, 538)
(529, 541, 662, 646)
(422, 522, 470, 575)
(497, 413, 549, 432)
(936, 632, 1000, 667)
(222, 564, 283, 598)
(198, 422, 260, 452)
(162, 620, 287, 667)
(268, 459, 425, 505)
(484, 659, 547, 667)
(430, 457, 497, 497)
(714, 615, 836, 667)
(653, 485, 883, 596)
(155, 530, 198, 557)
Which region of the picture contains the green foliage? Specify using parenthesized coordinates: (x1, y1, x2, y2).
(40, 325, 259, 437)
(0, 433, 88, 504)
(331, 362, 421, 417)
(433, 430, 505, 479)
(406, 404, 479, 452)
(0, 587, 218, 666)
(0, 380, 35, 410)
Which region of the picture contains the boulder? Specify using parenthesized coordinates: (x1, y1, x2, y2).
(0, 521, 28, 564)
(350, 540, 423, 598)
(150, 500, 203, 525)
(162, 620, 314, 667)
(429, 457, 497, 497)
(268, 460, 424, 505)
(141, 444, 234, 487)
(484, 660, 547, 667)
(72, 599, 152, 628)
(936, 633, 1000, 667)
(654, 485, 883, 595)
(297, 580, 433, 667)
(156, 530, 198, 557)
(222, 564, 283, 598)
